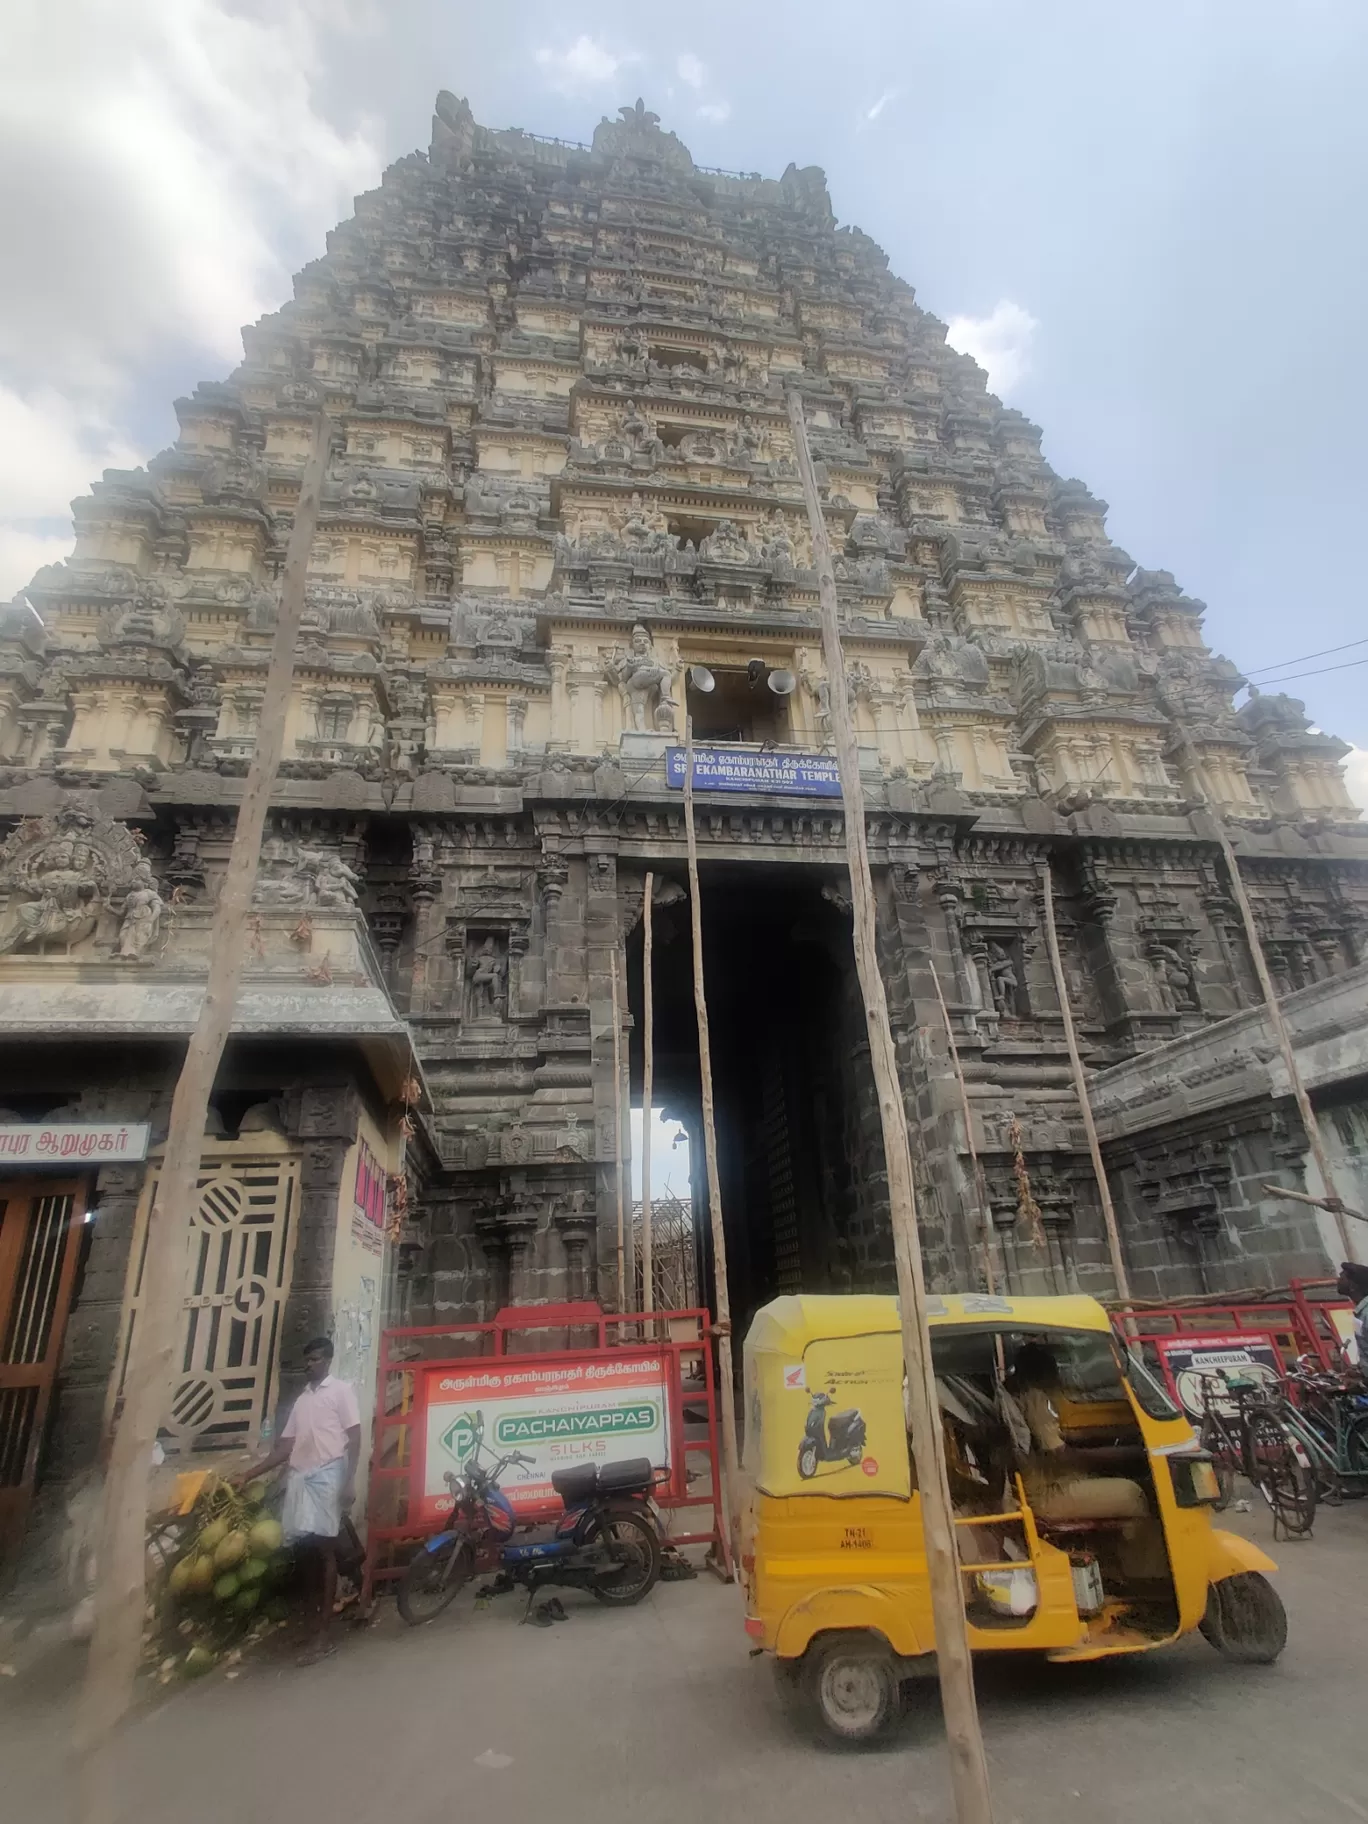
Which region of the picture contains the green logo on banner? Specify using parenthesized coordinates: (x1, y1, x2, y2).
(439, 1410, 480, 1462)
(494, 1403, 658, 1444)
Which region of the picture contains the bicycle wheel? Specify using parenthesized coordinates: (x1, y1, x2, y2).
(1345, 1413, 1368, 1486)
(1247, 1412, 1317, 1536)
(1199, 1421, 1235, 1511)
(397, 1536, 474, 1626)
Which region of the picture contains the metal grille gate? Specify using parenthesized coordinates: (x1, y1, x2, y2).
(121, 1146, 300, 1454)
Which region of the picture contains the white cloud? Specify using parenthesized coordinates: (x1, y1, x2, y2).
(0, 383, 146, 595)
(0, 0, 380, 601)
(0, 387, 142, 526)
(697, 102, 732, 124)
(945, 299, 1040, 398)
(534, 35, 640, 94)
(677, 53, 707, 90)
(0, 1, 379, 381)
(1344, 745, 1368, 813)
(0, 528, 80, 602)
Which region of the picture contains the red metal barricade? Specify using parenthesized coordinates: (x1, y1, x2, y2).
(1115, 1279, 1354, 1376)
(361, 1302, 727, 1604)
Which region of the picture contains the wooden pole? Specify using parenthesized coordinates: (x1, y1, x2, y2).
(76, 413, 333, 1818)
(641, 869, 656, 1319)
(1171, 727, 1356, 1260)
(1038, 861, 1132, 1304)
(787, 389, 994, 1823)
(1260, 1182, 1368, 1226)
(927, 958, 996, 1294)
(683, 714, 741, 1568)
(611, 947, 628, 1309)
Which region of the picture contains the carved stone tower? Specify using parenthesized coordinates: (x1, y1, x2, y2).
(4, 92, 1368, 1382)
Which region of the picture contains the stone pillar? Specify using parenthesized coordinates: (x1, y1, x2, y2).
(278, 1084, 360, 1413)
(45, 1159, 146, 1484)
(583, 844, 624, 1303)
(554, 1198, 598, 1302)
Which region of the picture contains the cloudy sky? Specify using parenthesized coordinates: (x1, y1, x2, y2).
(3, 0, 1366, 800)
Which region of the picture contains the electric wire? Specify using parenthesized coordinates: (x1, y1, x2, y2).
(1239, 655, 1368, 688)
(1245, 635, 1368, 678)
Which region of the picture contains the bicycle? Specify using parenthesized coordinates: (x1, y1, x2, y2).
(1280, 1355, 1368, 1500)
(1196, 1371, 1317, 1539)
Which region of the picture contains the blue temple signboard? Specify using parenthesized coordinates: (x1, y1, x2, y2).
(664, 747, 843, 799)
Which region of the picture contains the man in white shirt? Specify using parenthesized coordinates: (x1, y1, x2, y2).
(239, 1336, 361, 1663)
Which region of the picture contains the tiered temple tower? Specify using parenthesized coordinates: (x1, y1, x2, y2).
(3, 96, 1368, 1508)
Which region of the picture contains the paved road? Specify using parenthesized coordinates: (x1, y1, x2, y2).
(8, 1499, 1367, 1824)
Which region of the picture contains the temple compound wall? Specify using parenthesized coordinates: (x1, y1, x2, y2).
(1, 93, 1367, 1585)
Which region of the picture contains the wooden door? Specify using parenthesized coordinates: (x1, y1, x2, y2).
(0, 1178, 84, 1558)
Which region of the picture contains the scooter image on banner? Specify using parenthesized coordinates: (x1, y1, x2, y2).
(797, 1388, 867, 1478)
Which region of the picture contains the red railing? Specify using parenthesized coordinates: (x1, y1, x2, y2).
(1116, 1279, 1353, 1375)
(361, 1302, 728, 1603)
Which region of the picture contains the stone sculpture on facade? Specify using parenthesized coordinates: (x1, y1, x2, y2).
(1148, 941, 1199, 1012)
(986, 942, 1022, 1018)
(0, 805, 144, 955)
(464, 935, 507, 1022)
(606, 625, 678, 732)
(116, 863, 166, 959)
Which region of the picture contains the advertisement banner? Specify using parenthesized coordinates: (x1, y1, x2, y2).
(746, 1326, 910, 1501)
(416, 1351, 671, 1525)
(1152, 1332, 1284, 1421)
(665, 746, 842, 798)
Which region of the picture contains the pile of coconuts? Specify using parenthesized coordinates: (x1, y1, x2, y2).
(157, 1475, 290, 1678)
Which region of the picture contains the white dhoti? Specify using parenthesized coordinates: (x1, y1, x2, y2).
(281, 1454, 348, 1543)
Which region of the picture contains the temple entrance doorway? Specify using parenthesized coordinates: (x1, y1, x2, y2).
(624, 864, 890, 1339)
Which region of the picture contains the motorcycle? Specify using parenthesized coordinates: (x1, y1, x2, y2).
(398, 1412, 663, 1626)
(796, 1389, 867, 1479)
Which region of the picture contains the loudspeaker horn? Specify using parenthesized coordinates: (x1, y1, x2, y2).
(687, 665, 716, 693)
(767, 668, 797, 697)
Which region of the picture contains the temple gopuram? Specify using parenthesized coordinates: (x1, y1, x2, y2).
(2, 94, 1367, 1574)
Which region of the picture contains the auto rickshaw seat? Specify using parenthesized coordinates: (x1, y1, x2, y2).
(1034, 1517, 1129, 1540)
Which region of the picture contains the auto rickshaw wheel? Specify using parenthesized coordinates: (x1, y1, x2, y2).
(804, 1631, 901, 1743)
(1199, 1572, 1288, 1665)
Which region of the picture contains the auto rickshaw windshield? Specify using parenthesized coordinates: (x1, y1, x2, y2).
(1121, 1347, 1183, 1421)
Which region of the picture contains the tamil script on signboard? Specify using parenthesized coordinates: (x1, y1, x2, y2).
(418, 1354, 671, 1521)
(0, 1123, 150, 1164)
(665, 746, 842, 798)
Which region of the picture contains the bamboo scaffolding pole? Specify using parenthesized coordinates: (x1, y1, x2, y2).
(1260, 1183, 1368, 1225)
(611, 948, 628, 1309)
(1171, 728, 1356, 1260)
(76, 414, 334, 1824)
(787, 388, 994, 1823)
(1038, 861, 1132, 1304)
(642, 869, 655, 1319)
(683, 714, 740, 1572)
(927, 958, 997, 1294)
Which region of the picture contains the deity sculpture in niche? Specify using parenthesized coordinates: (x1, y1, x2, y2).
(116, 863, 166, 959)
(606, 625, 678, 732)
(1148, 941, 1199, 1012)
(619, 492, 670, 551)
(464, 933, 508, 1022)
(985, 941, 1022, 1018)
(0, 803, 143, 956)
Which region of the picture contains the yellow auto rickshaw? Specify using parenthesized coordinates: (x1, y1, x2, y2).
(741, 1293, 1286, 1743)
